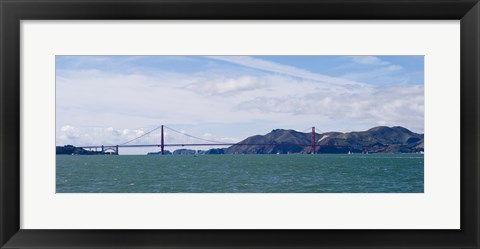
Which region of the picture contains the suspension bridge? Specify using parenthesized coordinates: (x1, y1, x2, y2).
(79, 125, 321, 155)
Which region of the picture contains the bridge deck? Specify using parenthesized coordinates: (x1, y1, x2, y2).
(80, 143, 318, 149)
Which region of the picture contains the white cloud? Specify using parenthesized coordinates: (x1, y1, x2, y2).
(60, 125, 78, 133)
(342, 65, 403, 82)
(206, 56, 367, 87)
(183, 75, 268, 96)
(58, 125, 81, 142)
(234, 84, 424, 132)
(348, 56, 390, 66)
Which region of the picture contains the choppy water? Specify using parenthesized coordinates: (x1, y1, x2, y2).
(56, 154, 423, 193)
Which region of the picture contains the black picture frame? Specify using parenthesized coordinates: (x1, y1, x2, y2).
(1, 0, 479, 248)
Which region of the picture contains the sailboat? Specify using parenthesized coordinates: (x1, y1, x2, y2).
(194, 148, 199, 157)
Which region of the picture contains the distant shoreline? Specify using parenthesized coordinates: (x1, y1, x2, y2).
(57, 126, 424, 155)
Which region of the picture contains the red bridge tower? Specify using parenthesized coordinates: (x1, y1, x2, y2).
(311, 127, 316, 154)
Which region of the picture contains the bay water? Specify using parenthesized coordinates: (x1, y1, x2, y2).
(56, 154, 423, 193)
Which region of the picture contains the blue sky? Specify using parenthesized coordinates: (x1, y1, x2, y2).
(56, 56, 424, 154)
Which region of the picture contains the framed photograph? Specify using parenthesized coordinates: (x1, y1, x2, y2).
(1, 0, 479, 248)
(55, 55, 426, 195)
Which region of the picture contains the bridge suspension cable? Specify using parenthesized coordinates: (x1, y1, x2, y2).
(79, 124, 323, 155)
(120, 126, 162, 145)
(163, 125, 232, 145)
(302, 127, 312, 133)
(118, 125, 320, 147)
(301, 127, 324, 134)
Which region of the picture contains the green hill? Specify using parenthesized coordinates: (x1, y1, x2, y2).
(225, 126, 423, 154)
